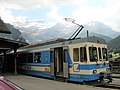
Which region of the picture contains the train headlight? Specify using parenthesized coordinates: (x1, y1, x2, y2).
(106, 68, 110, 72)
(93, 70, 97, 74)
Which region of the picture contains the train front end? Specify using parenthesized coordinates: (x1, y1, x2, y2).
(69, 37, 112, 85)
(81, 42, 112, 85)
(88, 44, 112, 84)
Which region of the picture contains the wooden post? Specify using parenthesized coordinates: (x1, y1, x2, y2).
(3, 51, 6, 73)
(14, 48, 17, 75)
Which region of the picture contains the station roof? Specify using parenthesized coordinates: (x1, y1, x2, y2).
(0, 18, 28, 53)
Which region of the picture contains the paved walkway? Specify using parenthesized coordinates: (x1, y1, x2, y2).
(3, 74, 110, 90)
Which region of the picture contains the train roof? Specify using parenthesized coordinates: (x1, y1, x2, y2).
(20, 37, 106, 49)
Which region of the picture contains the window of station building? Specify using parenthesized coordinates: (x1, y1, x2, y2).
(34, 52, 41, 63)
(80, 47, 87, 62)
(18, 54, 27, 63)
(102, 48, 108, 61)
(98, 48, 102, 61)
(73, 48, 79, 62)
(26, 53, 33, 63)
(89, 47, 98, 62)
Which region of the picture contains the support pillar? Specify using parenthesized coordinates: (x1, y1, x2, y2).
(3, 51, 6, 73)
(14, 48, 17, 75)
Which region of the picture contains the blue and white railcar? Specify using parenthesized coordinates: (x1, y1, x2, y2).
(17, 37, 112, 84)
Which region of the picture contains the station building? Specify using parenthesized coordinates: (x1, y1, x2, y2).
(0, 18, 28, 74)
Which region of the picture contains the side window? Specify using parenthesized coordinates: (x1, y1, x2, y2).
(34, 52, 41, 63)
(98, 48, 102, 61)
(102, 48, 108, 61)
(89, 47, 98, 62)
(73, 48, 79, 62)
(80, 47, 87, 62)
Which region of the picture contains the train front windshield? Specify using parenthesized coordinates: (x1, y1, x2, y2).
(89, 47, 108, 62)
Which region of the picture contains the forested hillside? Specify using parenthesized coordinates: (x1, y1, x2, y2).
(108, 35, 120, 53)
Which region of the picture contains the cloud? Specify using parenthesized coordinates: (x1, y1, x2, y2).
(0, 7, 14, 24)
(0, 0, 86, 23)
(0, 7, 27, 24)
(104, 0, 120, 31)
(0, 0, 54, 9)
(71, 0, 120, 31)
(46, 0, 120, 32)
(0, 0, 85, 10)
(0, 0, 120, 32)
(0, 0, 56, 24)
(0, 1, 27, 24)
(0, 2, 22, 10)
(46, 5, 61, 21)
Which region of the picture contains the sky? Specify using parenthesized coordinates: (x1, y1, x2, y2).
(0, 0, 120, 32)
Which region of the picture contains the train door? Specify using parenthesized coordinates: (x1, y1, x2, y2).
(50, 47, 68, 78)
(63, 47, 68, 78)
(50, 48, 55, 76)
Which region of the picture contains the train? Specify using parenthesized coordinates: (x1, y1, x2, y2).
(16, 36, 112, 85)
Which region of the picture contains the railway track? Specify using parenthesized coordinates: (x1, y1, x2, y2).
(66, 81, 120, 90)
(81, 78, 120, 90)
(98, 84, 120, 90)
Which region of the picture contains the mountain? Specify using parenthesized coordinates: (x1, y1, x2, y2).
(13, 20, 119, 44)
(84, 21, 120, 38)
(14, 22, 76, 43)
(0, 23, 26, 43)
(108, 35, 120, 53)
(88, 32, 112, 42)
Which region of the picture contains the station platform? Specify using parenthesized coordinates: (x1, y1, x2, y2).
(3, 74, 109, 90)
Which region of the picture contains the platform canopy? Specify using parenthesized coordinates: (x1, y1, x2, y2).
(0, 37, 28, 53)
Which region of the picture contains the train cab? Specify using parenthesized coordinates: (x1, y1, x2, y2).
(68, 37, 112, 84)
